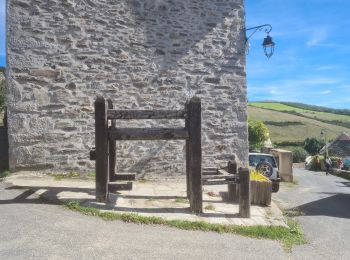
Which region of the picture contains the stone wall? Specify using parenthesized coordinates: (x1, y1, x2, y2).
(7, 0, 248, 176)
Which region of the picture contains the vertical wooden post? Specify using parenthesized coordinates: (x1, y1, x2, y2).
(185, 101, 190, 200)
(227, 160, 238, 202)
(95, 96, 108, 202)
(107, 99, 116, 182)
(239, 167, 250, 218)
(187, 97, 202, 214)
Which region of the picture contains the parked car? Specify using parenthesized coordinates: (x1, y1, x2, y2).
(249, 153, 280, 192)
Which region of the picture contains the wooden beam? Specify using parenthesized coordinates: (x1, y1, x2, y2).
(108, 182, 133, 192)
(107, 99, 116, 182)
(218, 169, 230, 175)
(202, 180, 237, 185)
(109, 128, 188, 140)
(203, 167, 218, 171)
(110, 173, 136, 181)
(107, 109, 186, 120)
(187, 97, 202, 214)
(95, 96, 108, 202)
(227, 160, 238, 203)
(89, 149, 96, 160)
(239, 167, 251, 218)
(202, 175, 236, 181)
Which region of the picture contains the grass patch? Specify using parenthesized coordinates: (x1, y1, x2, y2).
(174, 197, 189, 203)
(0, 170, 10, 180)
(64, 201, 305, 251)
(283, 208, 304, 218)
(204, 204, 215, 211)
(138, 178, 147, 183)
(51, 172, 81, 181)
(87, 172, 95, 178)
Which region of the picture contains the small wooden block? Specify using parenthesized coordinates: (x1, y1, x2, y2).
(110, 173, 136, 181)
(108, 182, 133, 192)
(89, 150, 96, 160)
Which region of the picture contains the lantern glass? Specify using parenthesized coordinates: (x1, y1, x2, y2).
(262, 35, 275, 58)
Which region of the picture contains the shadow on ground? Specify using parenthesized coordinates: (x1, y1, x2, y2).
(1, 184, 240, 218)
(290, 192, 350, 219)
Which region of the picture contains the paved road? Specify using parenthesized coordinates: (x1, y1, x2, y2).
(0, 181, 285, 259)
(275, 168, 350, 259)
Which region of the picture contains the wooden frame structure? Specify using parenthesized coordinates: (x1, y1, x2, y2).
(90, 96, 203, 213)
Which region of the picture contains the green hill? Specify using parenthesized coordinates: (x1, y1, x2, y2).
(248, 102, 350, 147)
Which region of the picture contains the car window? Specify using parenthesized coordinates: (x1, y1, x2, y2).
(249, 154, 277, 168)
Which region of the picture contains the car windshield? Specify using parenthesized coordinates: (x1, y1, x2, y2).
(249, 154, 277, 168)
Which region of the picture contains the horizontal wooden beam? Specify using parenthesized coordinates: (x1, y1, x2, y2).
(203, 167, 218, 171)
(202, 175, 237, 181)
(108, 182, 133, 192)
(109, 128, 188, 140)
(218, 169, 230, 175)
(202, 180, 237, 185)
(110, 173, 136, 181)
(107, 109, 186, 120)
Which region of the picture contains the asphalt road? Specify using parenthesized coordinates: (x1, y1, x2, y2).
(275, 168, 350, 259)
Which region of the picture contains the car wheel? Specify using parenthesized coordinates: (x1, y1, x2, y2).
(272, 182, 280, 192)
(256, 161, 273, 177)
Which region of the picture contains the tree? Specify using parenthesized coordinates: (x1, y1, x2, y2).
(303, 137, 325, 155)
(248, 120, 269, 150)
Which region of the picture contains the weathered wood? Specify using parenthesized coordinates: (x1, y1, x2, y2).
(251, 180, 272, 206)
(110, 173, 136, 181)
(185, 114, 191, 200)
(109, 128, 188, 140)
(239, 167, 251, 218)
(107, 99, 116, 182)
(89, 149, 96, 160)
(95, 96, 108, 202)
(203, 167, 218, 171)
(187, 97, 202, 214)
(202, 180, 237, 185)
(108, 182, 133, 192)
(202, 175, 236, 180)
(218, 169, 230, 175)
(202, 170, 219, 175)
(107, 109, 186, 120)
(227, 160, 238, 203)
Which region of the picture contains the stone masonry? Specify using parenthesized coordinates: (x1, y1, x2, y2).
(6, 0, 248, 176)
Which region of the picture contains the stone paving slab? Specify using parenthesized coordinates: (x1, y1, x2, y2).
(5, 172, 287, 227)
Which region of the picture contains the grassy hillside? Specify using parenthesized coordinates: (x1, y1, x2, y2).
(249, 102, 350, 128)
(248, 102, 350, 145)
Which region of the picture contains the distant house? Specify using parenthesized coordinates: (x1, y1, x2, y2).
(320, 132, 350, 157)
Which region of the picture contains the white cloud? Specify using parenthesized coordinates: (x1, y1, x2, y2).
(320, 90, 331, 94)
(306, 28, 328, 46)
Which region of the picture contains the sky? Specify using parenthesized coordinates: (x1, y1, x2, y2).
(246, 0, 350, 108)
(0, 1, 350, 108)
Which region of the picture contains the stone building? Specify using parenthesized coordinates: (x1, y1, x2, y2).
(6, 0, 248, 176)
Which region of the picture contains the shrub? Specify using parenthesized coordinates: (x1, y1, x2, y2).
(303, 138, 325, 156)
(292, 147, 308, 163)
(248, 120, 269, 150)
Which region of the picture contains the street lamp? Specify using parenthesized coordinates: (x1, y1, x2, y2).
(320, 129, 328, 157)
(245, 24, 275, 59)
